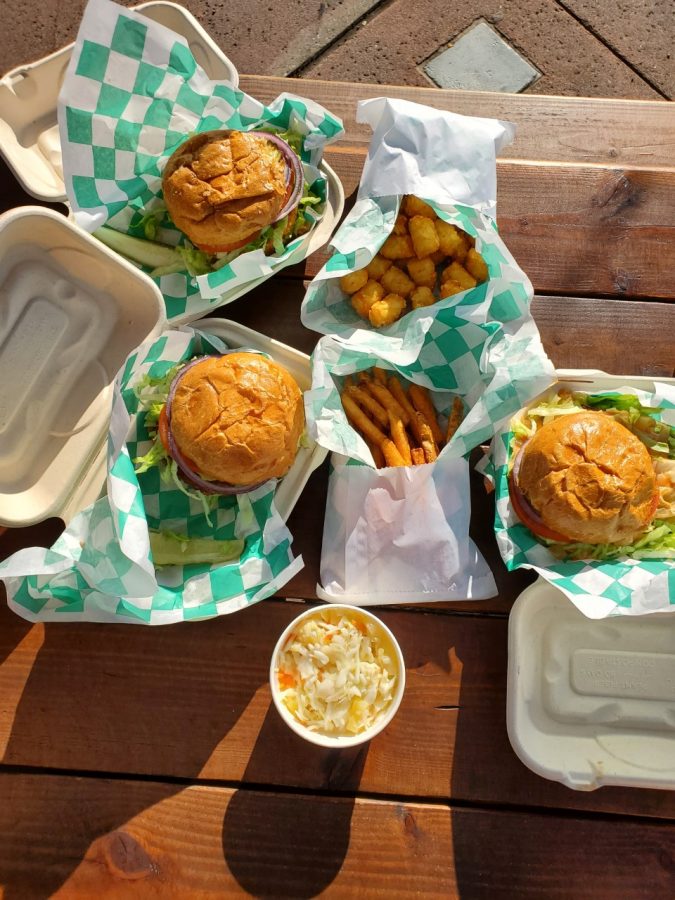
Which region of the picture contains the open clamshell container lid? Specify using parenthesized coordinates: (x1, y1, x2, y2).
(0, 206, 165, 527)
(507, 579, 675, 791)
(0, 1, 239, 202)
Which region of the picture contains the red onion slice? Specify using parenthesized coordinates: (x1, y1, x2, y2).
(248, 130, 304, 224)
(164, 352, 270, 496)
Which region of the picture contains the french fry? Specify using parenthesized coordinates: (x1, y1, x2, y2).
(365, 381, 410, 426)
(342, 394, 388, 447)
(408, 384, 444, 446)
(365, 438, 385, 468)
(373, 366, 388, 385)
(382, 439, 406, 468)
(386, 376, 417, 424)
(415, 412, 438, 463)
(388, 410, 412, 465)
(343, 375, 355, 390)
(346, 384, 389, 427)
(411, 447, 426, 466)
(446, 395, 464, 443)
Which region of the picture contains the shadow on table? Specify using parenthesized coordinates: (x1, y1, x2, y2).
(221, 699, 367, 896)
(0, 598, 286, 897)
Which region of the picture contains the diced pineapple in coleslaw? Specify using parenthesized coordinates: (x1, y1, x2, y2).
(276, 610, 398, 736)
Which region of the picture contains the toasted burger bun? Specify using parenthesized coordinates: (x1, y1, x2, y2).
(162, 130, 288, 252)
(170, 353, 304, 486)
(515, 411, 657, 545)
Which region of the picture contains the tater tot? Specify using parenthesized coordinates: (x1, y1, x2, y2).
(409, 216, 440, 259)
(379, 234, 415, 259)
(381, 265, 415, 298)
(442, 261, 477, 291)
(464, 248, 489, 283)
(369, 293, 406, 328)
(435, 220, 469, 261)
(366, 254, 392, 280)
(351, 279, 385, 318)
(393, 214, 408, 235)
(407, 256, 436, 288)
(402, 195, 436, 219)
(411, 285, 436, 309)
(439, 279, 465, 298)
(339, 268, 369, 295)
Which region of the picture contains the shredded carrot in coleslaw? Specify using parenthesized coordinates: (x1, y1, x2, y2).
(276, 609, 398, 735)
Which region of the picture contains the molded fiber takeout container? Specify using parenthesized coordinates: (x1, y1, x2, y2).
(0, 205, 165, 527)
(0, 206, 327, 530)
(0, 1, 239, 202)
(508, 578, 675, 791)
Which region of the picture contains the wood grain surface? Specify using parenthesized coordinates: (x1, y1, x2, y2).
(240, 76, 675, 170)
(1, 598, 674, 822)
(0, 773, 673, 898)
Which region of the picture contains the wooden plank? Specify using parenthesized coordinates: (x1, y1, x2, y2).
(0, 773, 673, 898)
(293, 147, 675, 300)
(240, 74, 675, 169)
(1, 601, 675, 821)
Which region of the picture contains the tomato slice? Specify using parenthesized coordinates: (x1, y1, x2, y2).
(158, 405, 170, 453)
(508, 473, 572, 543)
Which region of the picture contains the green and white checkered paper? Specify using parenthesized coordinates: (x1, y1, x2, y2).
(58, 0, 344, 322)
(492, 383, 675, 619)
(0, 327, 302, 624)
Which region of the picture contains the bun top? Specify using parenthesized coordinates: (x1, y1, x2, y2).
(518, 411, 656, 544)
(162, 130, 288, 251)
(170, 353, 304, 485)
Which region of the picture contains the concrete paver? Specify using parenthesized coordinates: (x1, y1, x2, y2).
(424, 21, 540, 93)
(559, 0, 673, 97)
(0, 0, 671, 104)
(301, 0, 663, 99)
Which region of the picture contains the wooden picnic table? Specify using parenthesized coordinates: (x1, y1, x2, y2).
(0, 75, 674, 897)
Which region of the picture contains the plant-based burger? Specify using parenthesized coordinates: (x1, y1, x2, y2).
(134, 351, 305, 510)
(162, 129, 303, 254)
(94, 128, 323, 276)
(508, 391, 675, 560)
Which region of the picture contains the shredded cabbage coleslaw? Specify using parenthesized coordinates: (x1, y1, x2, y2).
(276, 609, 399, 736)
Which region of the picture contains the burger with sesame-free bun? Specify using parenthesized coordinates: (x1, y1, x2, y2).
(508, 391, 675, 560)
(134, 351, 305, 499)
(162, 129, 305, 255)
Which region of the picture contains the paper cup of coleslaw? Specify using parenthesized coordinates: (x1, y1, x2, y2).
(270, 604, 406, 747)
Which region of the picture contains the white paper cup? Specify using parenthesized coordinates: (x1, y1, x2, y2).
(269, 604, 405, 748)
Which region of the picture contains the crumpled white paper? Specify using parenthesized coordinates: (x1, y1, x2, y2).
(356, 97, 515, 218)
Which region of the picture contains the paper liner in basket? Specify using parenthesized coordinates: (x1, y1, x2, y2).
(0, 327, 302, 624)
(305, 315, 554, 604)
(57, 0, 344, 322)
(301, 97, 527, 356)
(490, 383, 675, 619)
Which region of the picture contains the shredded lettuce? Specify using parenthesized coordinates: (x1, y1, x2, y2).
(134, 364, 183, 408)
(134, 436, 169, 475)
(544, 519, 675, 561)
(149, 530, 244, 566)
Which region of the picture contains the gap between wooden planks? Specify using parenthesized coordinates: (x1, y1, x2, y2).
(0, 772, 673, 898)
(240, 75, 675, 170)
(1, 599, 674, 822)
